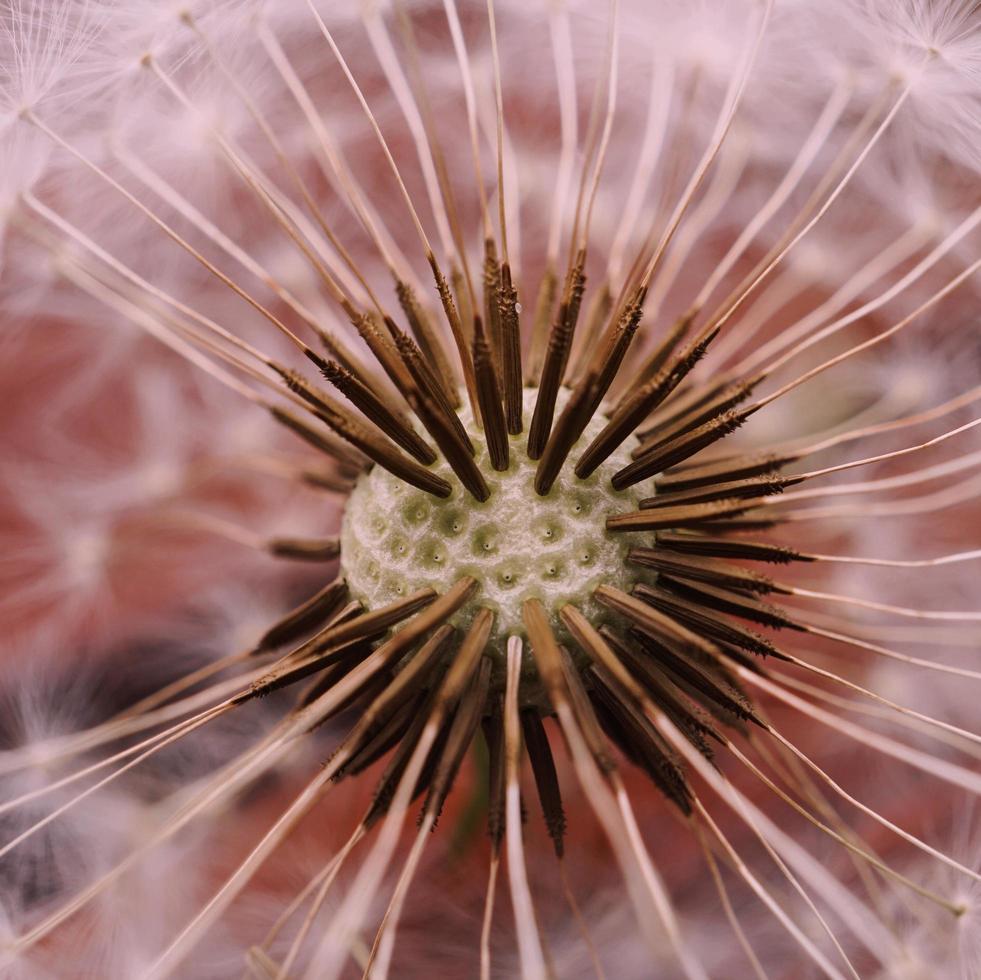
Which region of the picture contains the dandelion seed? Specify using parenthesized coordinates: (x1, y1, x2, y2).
(1, 0, 980, 977)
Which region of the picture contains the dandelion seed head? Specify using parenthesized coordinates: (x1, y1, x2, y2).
(1, 0, 980, 975)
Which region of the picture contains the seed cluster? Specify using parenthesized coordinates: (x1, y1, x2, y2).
(341, 387, 648, 652)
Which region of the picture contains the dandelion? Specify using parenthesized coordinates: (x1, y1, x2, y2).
(1, 0, 980, 977)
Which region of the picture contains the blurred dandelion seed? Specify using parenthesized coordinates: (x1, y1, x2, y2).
(0, 0, 980, 978)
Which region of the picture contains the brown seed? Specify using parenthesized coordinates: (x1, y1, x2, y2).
(527, 249, 587, 459)
(396, 278, 459, 408)
(499, 261, 523, 435)
(320, 358, 437, 466)
(266, 536, 341, 562)
(611, 410, 745, 490)
(472, 315, 509, 472)
(253, 580, 350, 654)
(270, 405, 452, 499)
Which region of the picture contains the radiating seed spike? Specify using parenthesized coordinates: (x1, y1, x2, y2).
(294, 650, 366, 720)
(267, 536, 341, 562)
(254, 580, 349, 654)
(654, 531, 810, 564)
(627, 548, 788, 595)
(527, 249, 587, 459)
(396, 278, 459, 408)
(611, 410, 745, 490)
(626, 621, 758, 721)
(603, 669, 717, 767)
(266, 401, 363, 467)
(655, 451, 803, 493)
(524, 599, 615, 773)
(635, 372, 733, 441)
(606, 497, 765, 532)
(687, 517, 782, 532)
(366, 690, 440, 825)
(287, 591, 432, 665)
(321, 358, 437, 465)
(244, 605, 410, 702)
(598, 627, 723, 751)
(535, 287, 645, 496)
(425, 659, 493, 825)
(248, 579, 475, 701)
(588, 671, 693, 813)
(352, 310, 415, 393)
(584, 289, 645, 419)
(483, 700, 506, 850)
(303, 321, 369, 386)
(298, 468, 357, 494)
(660, 576, 805, 632)
(618, 308, 693, 397)
(450, 263, 475, 349)
(640, 474, 800, 510)
(567, 281, 613, 387)
(302, 651, 392, 726)
(593, 584, 720, 661)
(534, 381, 598, 496)
(559, 251, 588, 363)
(400, 375, 489, 499)
(273, 364, 343, 416)
(314, 323, 394, 408)
(386, 315, 473, 453)
(636, 374, 764, 453)
(575, 365, 676, 478)
(338, 626, 458, 775)
(384, 323, 490, 501)
(428, 251, 479, 411)
(482, 237, 503, 375)
(525, 262, 559, 383)
(628, 628, 758, 729)
(521, 599, 566, 699)
(499, 261, 523, 434)
(427, 414, 491, 501)
(361, 608, 492, 823)
(436, 608, 495, 706)
(576, 327, 716, 479)
(472, 315, 509, 472)
(363, 625, 457, 726)
(270, 405, 451, 499)
(561, 605, 718, 764)
(300, 344, 331, 378)
(280, 368, 413, 483)
(407, 724, 454, 817)
(557, 646, 619, 774)
(634, 584, 784, 660)
(520, 710, 566, 857)
(338, 694, 422, 780)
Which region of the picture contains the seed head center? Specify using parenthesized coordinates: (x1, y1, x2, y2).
(340, 387, 646, 656)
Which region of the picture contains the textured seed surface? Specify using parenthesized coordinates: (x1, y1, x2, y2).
(341, 387, 652, 656)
